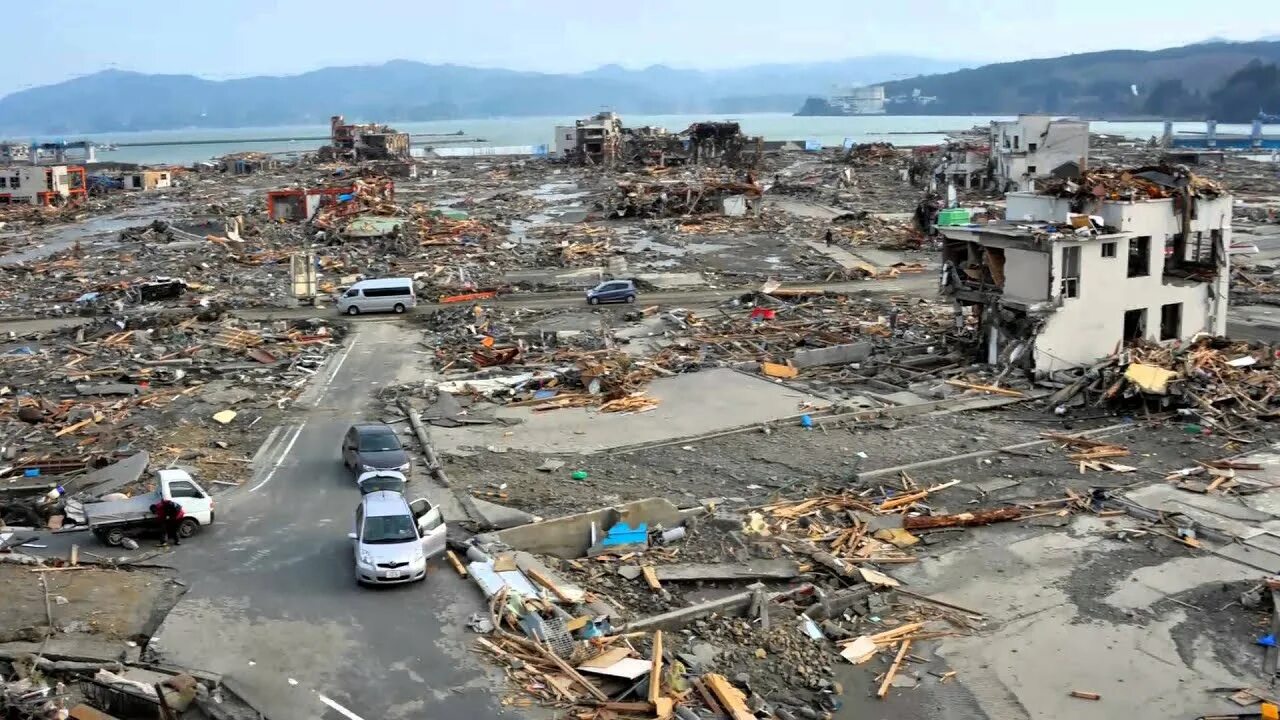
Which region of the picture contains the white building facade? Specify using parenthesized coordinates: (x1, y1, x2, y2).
(990, 115, 1089, 192)
(940, 190, 1230, 372)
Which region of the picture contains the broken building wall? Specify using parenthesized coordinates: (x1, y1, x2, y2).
(991, 116, 1089, 192)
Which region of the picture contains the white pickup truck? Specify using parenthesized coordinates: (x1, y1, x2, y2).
(83, 469, 215, 546)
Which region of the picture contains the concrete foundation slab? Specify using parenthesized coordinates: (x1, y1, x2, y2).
(482, 498, 697, 559)
(432, 368, 831, 454)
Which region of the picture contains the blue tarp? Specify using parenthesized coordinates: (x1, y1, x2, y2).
(601, 522, 647, 547)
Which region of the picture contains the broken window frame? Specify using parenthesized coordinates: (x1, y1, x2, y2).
(1160, 302, 1182, 341)
(1060, 245, 1081, 299)
(1123, 308, 1147, 344)
(1127, 236, 1151, 278)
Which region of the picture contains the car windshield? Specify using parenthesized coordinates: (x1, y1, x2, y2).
(362, 514, 416, 544)
(359, 431, 401, 452)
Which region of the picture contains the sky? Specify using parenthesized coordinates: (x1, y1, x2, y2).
(5, 0, 1278, 96)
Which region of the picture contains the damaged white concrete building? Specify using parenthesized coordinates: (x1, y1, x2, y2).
(939, 177, 1230, 372)
(990, 115, 1089, 192)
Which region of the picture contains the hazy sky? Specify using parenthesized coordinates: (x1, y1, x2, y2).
(6, 0, 1277, 95)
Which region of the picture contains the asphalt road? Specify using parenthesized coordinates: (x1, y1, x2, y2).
(147, 320, 515, 720)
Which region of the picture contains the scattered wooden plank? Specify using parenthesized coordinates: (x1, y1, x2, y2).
(525, 566, 574, 603)
(1070, 691, 1101, 701)
(648, 631, 664, 704)
(642, 565, 662, 591)
(54, 418, 94, 437)
(876, 639, 912, 699)
(445, 550, 468, 578)
(945, 380, 1025, 397)
(703, 673, 754, 720)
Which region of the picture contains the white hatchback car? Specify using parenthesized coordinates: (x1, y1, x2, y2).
(348, 491, 446, 585)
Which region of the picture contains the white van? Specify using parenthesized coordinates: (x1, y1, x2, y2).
(337, 277, 416, 316)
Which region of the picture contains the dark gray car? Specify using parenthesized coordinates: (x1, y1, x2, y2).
(342, 423, 411, 476)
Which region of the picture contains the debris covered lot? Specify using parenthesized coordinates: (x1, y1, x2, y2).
(4, 118, 1280, 720)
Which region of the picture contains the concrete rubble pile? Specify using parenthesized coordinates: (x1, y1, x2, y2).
(0, 315, 341, 524)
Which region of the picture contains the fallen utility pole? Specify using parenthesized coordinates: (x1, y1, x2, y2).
(399, 398, 484, 527)
(903, 507, 1022, 529)
(858, 422, 1137, 481)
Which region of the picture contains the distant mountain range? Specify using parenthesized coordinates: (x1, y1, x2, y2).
(0, 56, 972, 134)
(867, 40, 1280, 120)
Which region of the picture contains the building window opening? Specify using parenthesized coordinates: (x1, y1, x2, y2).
(1160, 303, 1182, 341)
(1013, 136, 1020, 149)
(1027, 165, 1037, 174)
(1101, 241, 1117, 258)
(1123, 308, 1147, 343)
(1060, 246, 1081, 298)
(1128, 236, 1151, 277)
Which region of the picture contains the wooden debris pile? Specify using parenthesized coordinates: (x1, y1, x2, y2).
(601, 173, 762, 218)
(0, 316, 340, 491)
(1050, 338, 1280, 437)
(1038, 164, 1226, 202)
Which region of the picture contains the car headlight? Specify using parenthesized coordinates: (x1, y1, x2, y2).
(359, 549, 374, 567)
(397, 462, 411, 472)
(361, 464, 377, 472)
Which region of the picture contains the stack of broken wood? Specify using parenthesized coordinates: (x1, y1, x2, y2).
(1049, 338, 1280, 437)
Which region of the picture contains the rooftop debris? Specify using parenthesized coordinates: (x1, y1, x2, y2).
(1038, 164, 1226, 201)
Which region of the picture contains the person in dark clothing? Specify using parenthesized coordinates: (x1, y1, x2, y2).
(824, 229, 834, 247)
(150, 499, 185, 546)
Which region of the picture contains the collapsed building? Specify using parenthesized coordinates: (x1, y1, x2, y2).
(940, 167, 1230, 371)
(554, 113, 761, 168)
(319, 114, 411, 161)
(990, 114, 1089, 192)
(0, 165, 86, 205)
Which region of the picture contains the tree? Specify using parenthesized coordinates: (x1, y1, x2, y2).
(1143, 79, 1206, 117)
(1209, 60, 1280, 121)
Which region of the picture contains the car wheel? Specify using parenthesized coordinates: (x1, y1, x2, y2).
(393, 303, 406, 314)
(625, 294, 636, 303)
(346, 306, 360, 316)
(104, 527, 125, 547)
(178, 518, 199, 538)
(588, 297, 600, 305)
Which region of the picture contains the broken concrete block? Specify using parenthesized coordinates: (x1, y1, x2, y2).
(791, 342, 872, 369)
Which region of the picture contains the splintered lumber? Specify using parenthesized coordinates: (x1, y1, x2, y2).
(536, 641, 608, 702)
(1070, 691, 1101, 700)
(945, 380, 1025, 397)
(703, 673, 754, 720)
(648, 631, 664, 704)
(445, 550, 468, 577)
(902, 507, 1022, 529)
(865, 622, 924, 645)
(876, 639, 913, 699)
(642, 565, 662, 591)
(525, 566, 574, 603)
(877, 479, 960, 511)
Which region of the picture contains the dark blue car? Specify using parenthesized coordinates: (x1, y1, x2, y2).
(586, 280, 637, 305)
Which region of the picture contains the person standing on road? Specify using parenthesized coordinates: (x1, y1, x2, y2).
(824, 228, 834, 247)
(150, 498, 185, 546)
